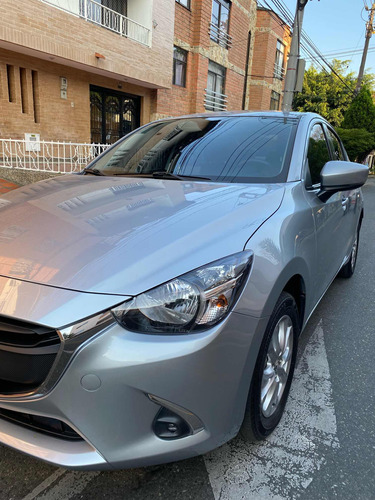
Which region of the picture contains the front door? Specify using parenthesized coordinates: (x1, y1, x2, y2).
(90, 86, 140, 144)
(304, 122, 350, 303)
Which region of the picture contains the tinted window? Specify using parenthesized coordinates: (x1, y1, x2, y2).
(326, 128, 345, 161)
(90, 117, 297, 184)
(306, 124, 331, 186)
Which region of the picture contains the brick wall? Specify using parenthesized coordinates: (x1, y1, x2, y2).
(247, 8, 291, 111)
(154, 0, 258, 119)
(0, 0, 175, 89)
(0, 49, 154, 142)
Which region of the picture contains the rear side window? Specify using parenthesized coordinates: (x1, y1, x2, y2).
(326, 128, 345, 161)
(306, 124, 331, 187)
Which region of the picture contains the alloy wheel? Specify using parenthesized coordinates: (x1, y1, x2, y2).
(260, 315, 293, 418)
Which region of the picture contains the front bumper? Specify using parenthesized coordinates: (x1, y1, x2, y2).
(0, 283, 268, 469)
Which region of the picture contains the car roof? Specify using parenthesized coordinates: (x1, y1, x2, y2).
(151, 111, 326, 125)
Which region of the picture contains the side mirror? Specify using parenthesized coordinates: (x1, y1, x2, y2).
(319, 161, 368, 202)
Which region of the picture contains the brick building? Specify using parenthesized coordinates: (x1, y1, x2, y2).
(154, 2, 290, 119)
(154, 0, 257, 118)
(0, 0, 291, 145)
(0, 0, 174, 143)
(247, 7, 291, 111)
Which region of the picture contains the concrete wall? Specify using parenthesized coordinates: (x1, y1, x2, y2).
(0, 167, 59, 186)
(128, 0, 153, 30)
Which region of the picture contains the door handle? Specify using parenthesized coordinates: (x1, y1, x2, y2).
(341, 195, 349, 211)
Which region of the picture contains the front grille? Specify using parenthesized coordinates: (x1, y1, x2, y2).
(0, 407, 82, 441)
(0, 316, 61, 395)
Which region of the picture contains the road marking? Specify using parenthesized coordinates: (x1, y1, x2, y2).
(22, 471, 100, 500)
(204, 321, 339, 499)
(22, 469, 66, 500)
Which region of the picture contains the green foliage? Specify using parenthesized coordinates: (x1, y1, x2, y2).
(293, 60, 357, 127)
(341, 86, 375, 131)
(293, 60, 375, 127)
(336, 128, 375, 162)
(293, 60, 375, 160)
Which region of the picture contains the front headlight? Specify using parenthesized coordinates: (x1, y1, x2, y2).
(112, 251, 253, 334)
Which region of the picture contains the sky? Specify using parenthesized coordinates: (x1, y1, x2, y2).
(276, 0, 374, 77)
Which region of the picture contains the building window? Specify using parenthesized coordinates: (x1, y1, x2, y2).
(274, 40, 285, 79)
(176, 0, 190, 9)
(210, 0, 231, 48)
(205, 61, 227, 111)
(270, 91, 281, 110)
(173, 47, 188, 87)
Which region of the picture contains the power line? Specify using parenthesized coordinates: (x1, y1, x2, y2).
(265, 0, 355, 94)
(305, 47, 375, 62)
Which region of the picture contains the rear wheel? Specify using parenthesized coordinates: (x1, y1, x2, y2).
(241, 292, 299, 441)
(339, 226, 360, 279)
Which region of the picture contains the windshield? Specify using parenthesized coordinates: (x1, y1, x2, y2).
(86, 116, 297, 183)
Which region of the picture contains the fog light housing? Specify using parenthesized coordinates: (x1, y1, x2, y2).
(153, 408, 191, 440)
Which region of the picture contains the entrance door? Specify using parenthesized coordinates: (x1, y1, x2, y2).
(90, 86, 140, 144)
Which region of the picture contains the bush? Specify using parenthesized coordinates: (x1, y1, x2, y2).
(337, 128, 375, 162)
(341, 86, 375, 131)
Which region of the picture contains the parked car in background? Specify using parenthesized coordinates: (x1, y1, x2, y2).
(0, 112, 368, 469)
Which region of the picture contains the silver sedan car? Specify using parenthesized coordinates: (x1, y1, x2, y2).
(0, 112, 368, 469)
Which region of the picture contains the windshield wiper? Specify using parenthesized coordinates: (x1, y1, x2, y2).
(83, 168, 105, 176)
(151, 171, 211, 181)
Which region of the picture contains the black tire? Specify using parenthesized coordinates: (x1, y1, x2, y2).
(241, 292, 299, 441)
(339, 226, 360, 279)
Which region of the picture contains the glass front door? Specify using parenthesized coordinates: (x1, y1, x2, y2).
(90, 86, 140, 144)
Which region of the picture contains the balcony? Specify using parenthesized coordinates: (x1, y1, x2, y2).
(209, 23, 232, 49)
(41, 0, 151, 47)
(274, 63, 286, 80)
(204, 89, 227, 112)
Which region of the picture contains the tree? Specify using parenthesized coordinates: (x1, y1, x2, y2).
(293, 60, 375, 127)
(336, 128, 375, 162)
(341, 86, 375, 131)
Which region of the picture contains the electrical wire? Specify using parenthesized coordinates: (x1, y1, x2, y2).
(265, 0, 355, 94)
(304, 46, 375, 62)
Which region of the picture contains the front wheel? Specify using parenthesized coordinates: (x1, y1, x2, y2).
(241, 292, 299, 441)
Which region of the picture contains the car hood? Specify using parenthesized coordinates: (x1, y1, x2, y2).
(0, 176, 284, 295)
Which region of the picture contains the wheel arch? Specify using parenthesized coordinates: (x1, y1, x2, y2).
(259, 258, 310, 331)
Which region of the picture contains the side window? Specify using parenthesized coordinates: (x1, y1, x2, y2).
(326, 128, 345, 161)
(306, 124, 331, 187)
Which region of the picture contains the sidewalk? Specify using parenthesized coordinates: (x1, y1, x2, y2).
(0, 178, 19, 194)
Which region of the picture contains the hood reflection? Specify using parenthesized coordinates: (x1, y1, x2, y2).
(0, 175, 283, 295)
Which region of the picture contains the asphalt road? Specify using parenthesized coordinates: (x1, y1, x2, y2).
(1, 179, 375, 500)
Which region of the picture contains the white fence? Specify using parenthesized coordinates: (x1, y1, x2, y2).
(0, 139, 110, 174)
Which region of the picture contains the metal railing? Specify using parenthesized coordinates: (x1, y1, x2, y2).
(80, 0, 151, 46)
(204, 89, 228, 111)
(0, 139, 110, 174)
(209, 22, 232, 49)
(274, 63, 286, 80)
(41, 0, 151, 47)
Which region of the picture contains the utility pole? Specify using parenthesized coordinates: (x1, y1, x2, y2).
(282, 0, 308, 112)
(356, 1, 375, 93)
